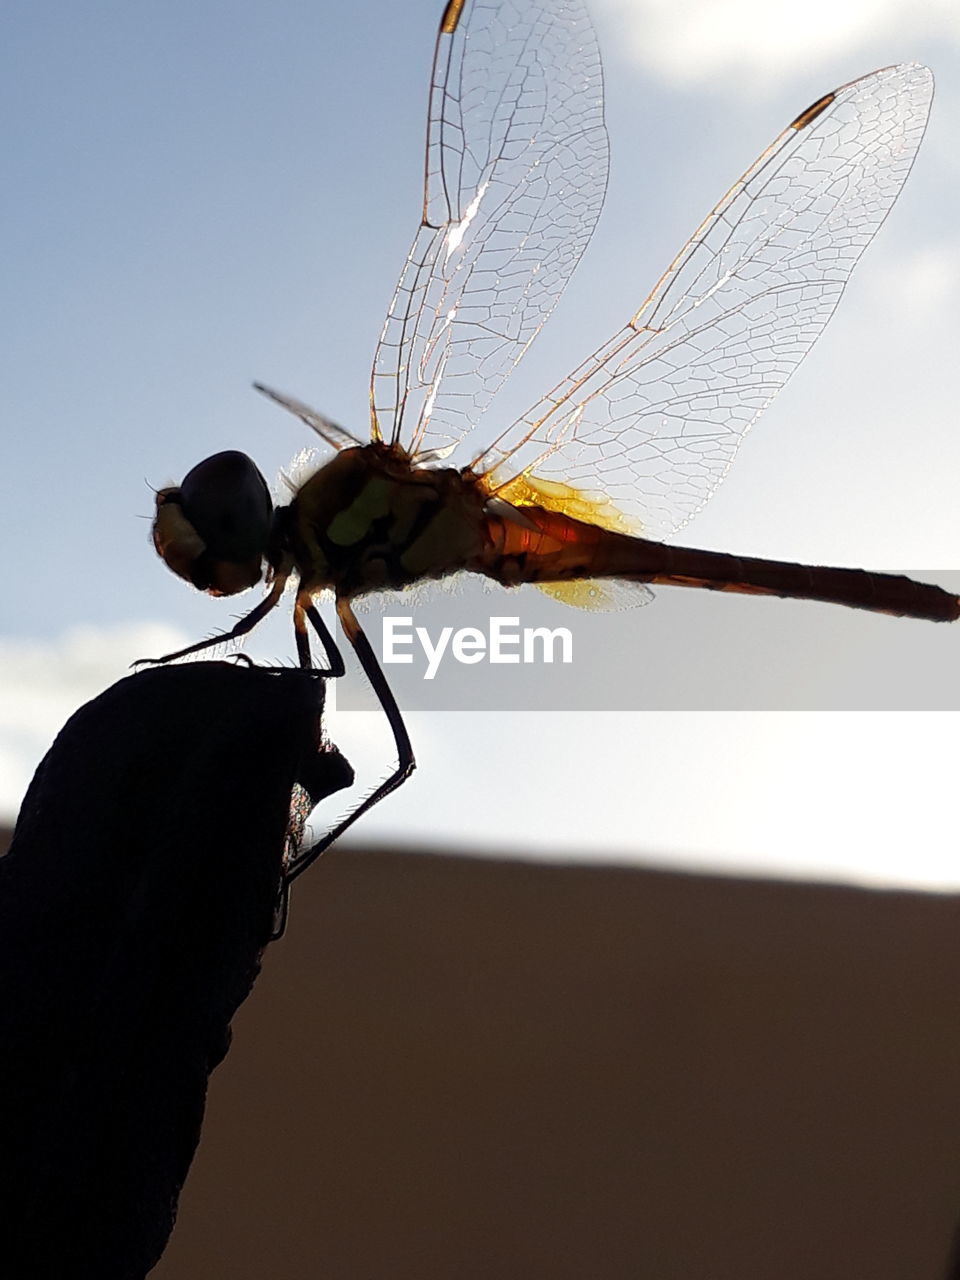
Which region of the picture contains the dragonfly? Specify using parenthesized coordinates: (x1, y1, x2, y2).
(149, 0, 958, 893)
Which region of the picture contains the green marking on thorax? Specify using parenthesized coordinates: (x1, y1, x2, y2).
(327, 477, 393, 547)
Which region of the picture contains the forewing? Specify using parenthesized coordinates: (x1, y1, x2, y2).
(476, 64, 933, 541)
(370, 0, 608, 456)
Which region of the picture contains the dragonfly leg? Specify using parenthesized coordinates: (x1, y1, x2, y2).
(293, 596, 313, 669)
(271, 599, 352, 932)
(135, 572, 289, 666)
(306, 604, 346, 676)
(292, 594, 346, 677)
(272, 881, 291, 938)
(284, 596, 415, 884)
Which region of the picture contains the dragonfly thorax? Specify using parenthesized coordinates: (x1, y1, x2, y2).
(284, 443, 489, 600)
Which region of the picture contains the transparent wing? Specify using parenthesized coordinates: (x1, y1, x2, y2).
(475, 64, 933, 541)
(370, 0, 608, 456)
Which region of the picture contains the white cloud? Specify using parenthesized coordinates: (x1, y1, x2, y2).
(862, 241, 960, 316)
(2, 627, 956, 898)
(595, 0, 959, 86)
(332, 707, 960, 893)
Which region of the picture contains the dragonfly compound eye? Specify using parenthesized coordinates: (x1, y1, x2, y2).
(152, 450, 274, 597)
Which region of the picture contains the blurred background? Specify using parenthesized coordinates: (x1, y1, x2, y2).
(2, 0, 959, 885)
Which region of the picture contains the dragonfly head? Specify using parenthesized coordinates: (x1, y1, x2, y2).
(152, 451, 274, 596)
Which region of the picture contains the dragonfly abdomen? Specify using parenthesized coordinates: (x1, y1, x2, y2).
(644, 547, 960, 622)
(478, 505, 960, 623)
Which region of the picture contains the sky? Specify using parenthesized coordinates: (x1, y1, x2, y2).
(2, 0, 959, 889)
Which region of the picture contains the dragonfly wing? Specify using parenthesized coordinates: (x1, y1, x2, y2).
(253, 382, 365, 451)
(370, 0, 608, 457)
(476, 64, 933, 541)
(536, 579, 655, 610)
